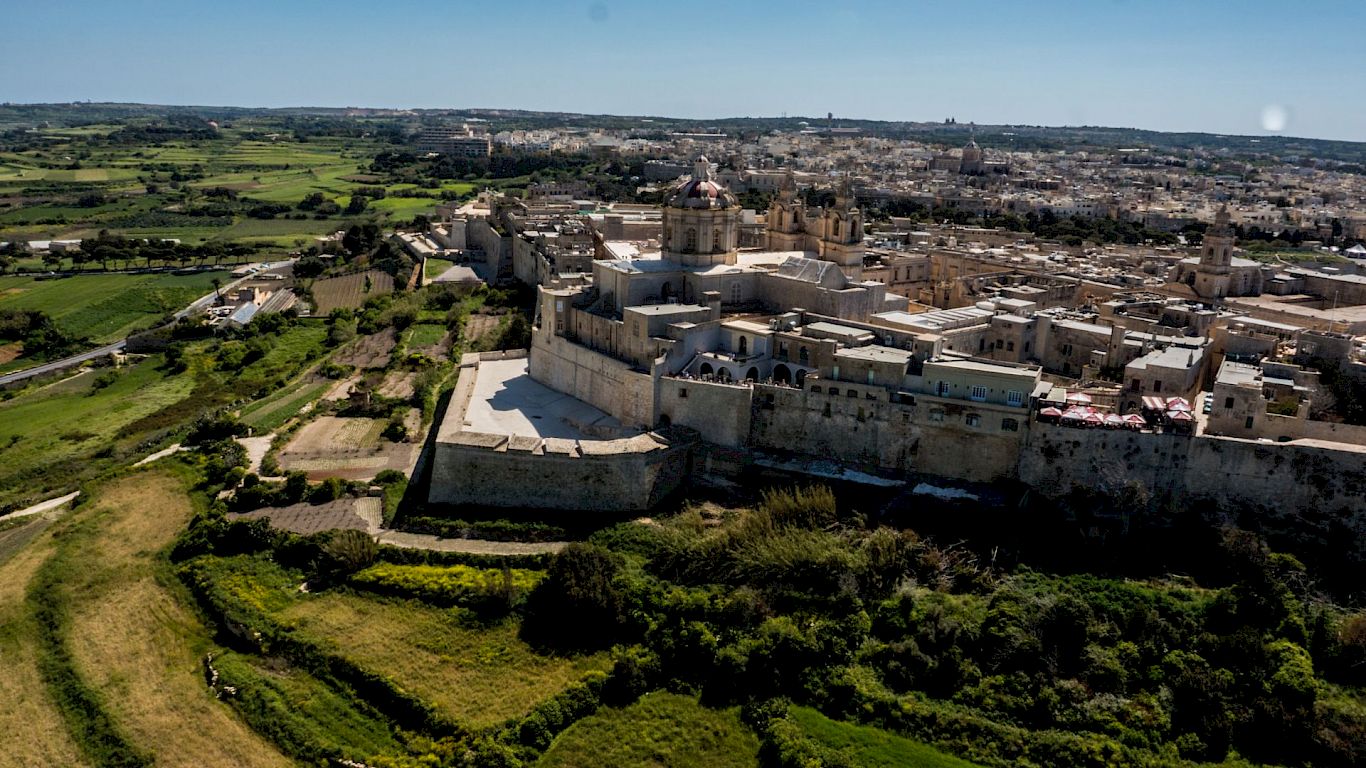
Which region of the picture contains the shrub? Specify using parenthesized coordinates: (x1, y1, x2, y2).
(350, 562, 542, 608)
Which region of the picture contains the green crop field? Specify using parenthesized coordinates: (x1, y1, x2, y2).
(0, 271, 228, 343)
(311, 270, 395, 313)
(238, 377, 330, 431)
(790, 707, 984, 768)
(537, 692, 761, 768)
(0, 361, 194, 508)
(279, 592, 612, 728)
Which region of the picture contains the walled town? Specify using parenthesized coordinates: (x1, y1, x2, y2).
(412, 139, 1366, 534)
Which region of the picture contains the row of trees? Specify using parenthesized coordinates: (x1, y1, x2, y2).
(0, 232, 262, 275)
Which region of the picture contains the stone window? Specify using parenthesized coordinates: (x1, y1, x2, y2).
(1245, 416, 1254, 429)
(679, 388, 688, 399)
(685, 228, 697, 252)
(799, 346, 810, 365)
(1001, 417, 1019, 432)
(1006, 341, 1015, 352)
(712, 229, 721, 251)
(1153, 380, 1162, 393)
(730, 282, 742, 304)
(823, 403, 832, 417)
(970, 385, 988, 402)
(1224, 397, 1234, 409)
(811, 385, 822, 394)
(847, 389, 858, 398)
(1062, 343, 1073, 356)
(1006, 390, 1024, 407)
(995, 339, 1004, 349)
(936, 381, 951, 397)
(965, 413, 982, 427)
(929, 409, 945, 423)
(866, 370, 875, 384)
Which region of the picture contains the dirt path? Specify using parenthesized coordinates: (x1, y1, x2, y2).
(61, 471, 292, 768)
(376, 529, 567, 555)
(0, 528, 89, 768)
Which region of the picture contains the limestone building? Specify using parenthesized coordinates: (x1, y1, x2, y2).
(765, 170, 866, 278)
(1174, 205, 1265, 299)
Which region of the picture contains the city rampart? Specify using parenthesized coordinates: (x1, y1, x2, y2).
(748, 382, 1024, 482)
(429, 350, 691, 511)
(1019, 423, 1366, 551)
(530, 325, 656, 428)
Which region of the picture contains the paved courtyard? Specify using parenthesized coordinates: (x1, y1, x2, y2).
(464, 358, 628, 440)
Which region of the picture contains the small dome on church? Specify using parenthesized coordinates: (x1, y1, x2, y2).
(668, 155, 738, 210)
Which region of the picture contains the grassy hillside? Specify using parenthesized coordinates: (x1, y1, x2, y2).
(791, 707, 984, 768)
(537, 692, 760, 768)
(56, 469, 292, 767)
(0, 525, 89, 767)
(279, 592, 612, 729)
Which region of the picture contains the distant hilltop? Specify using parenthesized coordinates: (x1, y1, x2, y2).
(1, 102, 1364, 165)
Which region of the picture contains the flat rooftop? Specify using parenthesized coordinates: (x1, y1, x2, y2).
(463, 358, 630, 440)
(837, 345, 915, 363)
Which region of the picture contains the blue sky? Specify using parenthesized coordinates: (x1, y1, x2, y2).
(4, 0, 1365, 141)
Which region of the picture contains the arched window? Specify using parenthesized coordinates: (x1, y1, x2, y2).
(700, 362, 713, 376)
(746, 366, 759, 381)
(738, 336, 748, 355)
(832, 219, 841, 238)
(799, 346, 810, 365)
(685, 228, 697, 252)
(773, 364, 792, 384)
(718, 367, 732, 382)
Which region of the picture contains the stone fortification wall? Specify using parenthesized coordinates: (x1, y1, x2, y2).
(748, 384, 1025, 483)
(1018, 424, 1366, 558)
(530, 327, 655, 428)
(429, 430, 690, 511)
(430, 350, 690, 511)
(657, 377, 753, 448)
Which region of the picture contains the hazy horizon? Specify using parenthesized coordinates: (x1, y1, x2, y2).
(5, 0, 1365, 142)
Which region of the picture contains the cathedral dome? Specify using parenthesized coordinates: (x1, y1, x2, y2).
(668, 156, 738, 210)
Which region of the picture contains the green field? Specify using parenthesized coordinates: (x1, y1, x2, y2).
(0, 271, 227, 343)
(0, 321, 329, 510)
(790, 707, 984, 768)
(0, 360, 194, 508)
(238, 377, 330, 431)
(537, 692, 760, 768)
(279, 592, 611, 729)
(405, 323, 446, 349)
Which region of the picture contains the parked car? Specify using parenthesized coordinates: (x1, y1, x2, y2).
(1202, 392, 1213, 414)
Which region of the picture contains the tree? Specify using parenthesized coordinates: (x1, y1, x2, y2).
(345, 194, 370, 215)
(521, 544, 625, 651)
